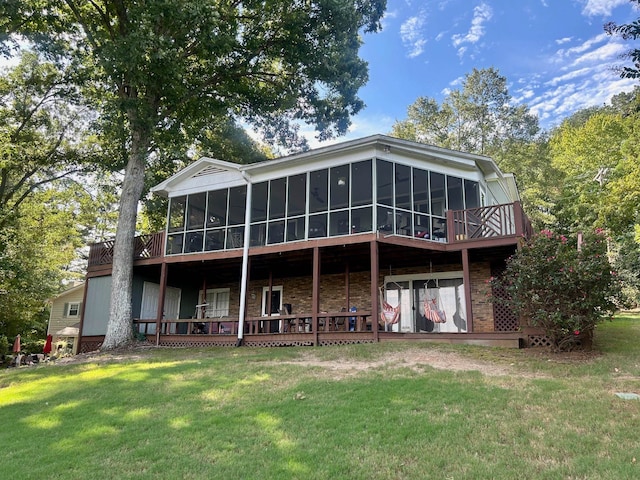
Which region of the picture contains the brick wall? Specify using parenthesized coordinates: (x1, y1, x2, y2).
(235, 260, 496, 332)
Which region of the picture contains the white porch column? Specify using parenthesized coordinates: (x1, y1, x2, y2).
(237, 172, 253, 345)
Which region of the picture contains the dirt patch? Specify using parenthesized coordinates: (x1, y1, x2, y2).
(48, 343, 597, 379)
(274, 349, 527, 379)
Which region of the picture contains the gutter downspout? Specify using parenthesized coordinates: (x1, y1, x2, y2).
(237, 170, 252, 346)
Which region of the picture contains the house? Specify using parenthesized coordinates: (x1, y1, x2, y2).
(47, 282, 84, 354)
(79, 135, 536, 353)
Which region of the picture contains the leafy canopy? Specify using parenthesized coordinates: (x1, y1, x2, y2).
(490, 229, 619, 350)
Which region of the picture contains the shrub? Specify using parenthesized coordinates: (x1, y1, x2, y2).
(491, 229, 620, 351)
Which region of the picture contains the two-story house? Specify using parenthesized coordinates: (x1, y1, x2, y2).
(79, 135, 534, 352)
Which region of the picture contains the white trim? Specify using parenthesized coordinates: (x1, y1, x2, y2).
(261, 286, 283, 316)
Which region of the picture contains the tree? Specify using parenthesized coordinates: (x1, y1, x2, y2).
(605, 1, 640, 79)
(391, 67, 540, 156)
(490, 229, 619, 351)
(0, 188, 84, 341)
(1, 0, 387, 349)
(549, 112, 636, 235)
(0, 51, 93, 229)
(391, 67, 552, 228)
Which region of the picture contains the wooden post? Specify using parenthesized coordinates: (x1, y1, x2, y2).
(77, 276, 91, 353)
(155, 262, 168, 345)
(312, 246, 320, 345)
(461, 248, 473, 333)
(446, 210, 455, 243)
(513, 201, 524, 237)
(370, 239, 379, 342)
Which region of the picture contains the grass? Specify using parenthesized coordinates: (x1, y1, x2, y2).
(1, 315, 640, 479)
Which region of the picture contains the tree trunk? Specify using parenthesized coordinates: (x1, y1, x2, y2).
(101, 129, 149, 350)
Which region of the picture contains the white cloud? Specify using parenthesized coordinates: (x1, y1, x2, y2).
(554, 33, 609, 61)
(556, 37, 573, 45)
(570, 42, 627, 67)
(546, 67, 592, 87)
(380, 9, 398, 31)
(400, 14, 428, 58)
(581, 0, 628, 17)
(451, 2, 493, 56)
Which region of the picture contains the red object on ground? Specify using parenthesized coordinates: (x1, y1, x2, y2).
(43, 334, 53, 354)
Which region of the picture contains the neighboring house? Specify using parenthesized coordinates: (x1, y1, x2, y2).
(80, 135, 535, 353)
(47, 283, 84, 354)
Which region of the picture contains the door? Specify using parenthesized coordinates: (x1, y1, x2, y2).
(383, 281, 411, 332)
(262, 286, 283, 333)
(140, 282, 182, 334)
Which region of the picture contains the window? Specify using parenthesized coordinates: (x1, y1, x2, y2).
(287, 174, 306, 216)
(330, 165, 349, 210)
(376, 159, 393, 206)
(447, 176, 463, 211)
(351, 160, 372, 207)
(309, 169, 328, 213)
(207, 189, 228, 227)
(66, 302, 80, 317)
(201, 288, 230, 318)
(269, 178, 286, 219)
(464, 180, 480, 209)
(395, 163, 411, 210)
(251, 182, 268, 222)
(186, 192, 206, 230)
(168, 196, 186, 232)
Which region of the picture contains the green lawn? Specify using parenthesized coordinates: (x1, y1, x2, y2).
(1, 315, 640, 479)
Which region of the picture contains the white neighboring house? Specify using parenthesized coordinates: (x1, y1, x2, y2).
(47, 283, 84, 354)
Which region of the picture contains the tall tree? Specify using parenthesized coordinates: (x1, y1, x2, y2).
(549, 112, 631, 234)
(0, 188, 84, 340)
(1, 0, 386, 349)
(605, 1, 640, 79)
(391, 67, 540, 157)
(391, 67, 552, 228)
(0, 51, 92, 229)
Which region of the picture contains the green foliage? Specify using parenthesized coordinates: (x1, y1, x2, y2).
(391, 67, 540, 156)
(605, 1, 640, 79)
(390, 67, 554, 229)
(491, 229, 619, 350)
(549, 111, 640, 236)
(0, 190, 81, 339)
(611, 232, 640, 307)
(0, 51, 97, 229)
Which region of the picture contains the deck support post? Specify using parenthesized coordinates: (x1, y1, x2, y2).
(370, 239, 379, 342)
(237, 174, 253, 345)
(461, 248, 473, 333)
(155, 262, 168, 345)
(312, 246, 320, 345)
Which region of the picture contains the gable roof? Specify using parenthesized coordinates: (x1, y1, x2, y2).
(151, 134, 518, 200)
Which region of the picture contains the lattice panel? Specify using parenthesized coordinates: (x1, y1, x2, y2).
(80, 341, 103, 353)
(243, 339, 313, 347)
(159, 339, 236, 348)
(528, 335, 552, 348)
(319, 339, 375, 346)
(490, 269, 519, 331)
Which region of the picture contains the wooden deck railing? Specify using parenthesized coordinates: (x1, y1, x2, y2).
(88, 232, 165, 267)
(133, 311, 373, 336)
(447, 201, 532, 243)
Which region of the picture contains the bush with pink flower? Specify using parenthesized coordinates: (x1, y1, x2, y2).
(490, 229, 620, 351)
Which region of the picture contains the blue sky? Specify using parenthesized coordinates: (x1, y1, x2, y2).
(302, 0, 640, 148)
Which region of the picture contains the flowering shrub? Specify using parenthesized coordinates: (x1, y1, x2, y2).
(490, 229, 620, 351)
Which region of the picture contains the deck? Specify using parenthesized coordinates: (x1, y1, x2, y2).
(77, 312, 526, 352)
(87, 202, 532, 268)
